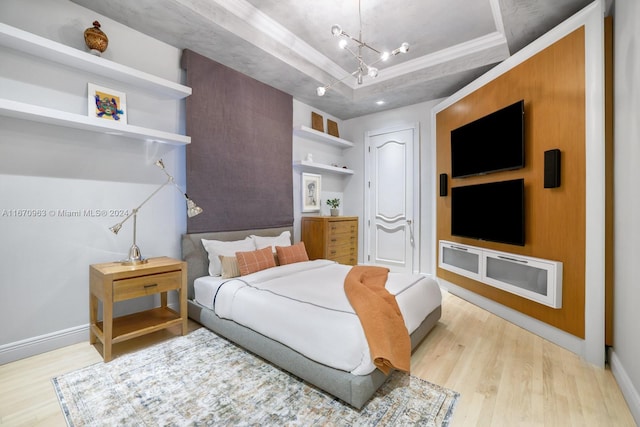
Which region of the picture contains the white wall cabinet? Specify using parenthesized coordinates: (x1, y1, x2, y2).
(0, 23, 191, 145)
(439, 240, 563, 308)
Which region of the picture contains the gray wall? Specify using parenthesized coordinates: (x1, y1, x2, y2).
(612, 0, 640, 422)
(0, 0, 187, 362)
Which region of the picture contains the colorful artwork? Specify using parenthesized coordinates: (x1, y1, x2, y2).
(87, 84, 127, 123)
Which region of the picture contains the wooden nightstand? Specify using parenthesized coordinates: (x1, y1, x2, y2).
(89, 256, 187, 362)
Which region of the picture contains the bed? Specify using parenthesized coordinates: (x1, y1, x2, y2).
(182, 226, 442, 409)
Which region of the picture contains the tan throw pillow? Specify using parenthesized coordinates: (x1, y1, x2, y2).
(219, 255, 241, 279)
(236, 246, 276, 276)
(276, 241, 309, 265)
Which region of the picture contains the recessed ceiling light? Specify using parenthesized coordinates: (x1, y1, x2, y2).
(376, 100, 385, 105)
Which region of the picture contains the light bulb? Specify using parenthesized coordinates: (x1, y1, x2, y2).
(399, 42, 409, 53)
(368, 67, 378, 78)
(331, 24, 342, 36)
(317, 86, 326, 96)
(338, 39, 348, 49)
(380, 51, 390, 61)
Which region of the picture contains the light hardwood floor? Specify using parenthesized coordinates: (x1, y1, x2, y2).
(0, 292, 635, 426)
(413, 291, 636, 426)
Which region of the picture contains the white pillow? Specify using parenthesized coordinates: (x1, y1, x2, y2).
(251, 231, 291, 253)
(201, 237, 255, 276)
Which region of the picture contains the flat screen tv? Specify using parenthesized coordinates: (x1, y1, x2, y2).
(451, 178, 525, 246)
(451, 100, 524, 178)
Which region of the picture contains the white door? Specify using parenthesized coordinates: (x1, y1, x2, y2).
(365, 125, 418, 273)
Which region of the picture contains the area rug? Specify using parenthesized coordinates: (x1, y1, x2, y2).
(53, 328, 459, 426)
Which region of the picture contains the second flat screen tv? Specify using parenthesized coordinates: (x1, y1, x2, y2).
(451, 100, 524, 178)
(451, 178, 525, 246)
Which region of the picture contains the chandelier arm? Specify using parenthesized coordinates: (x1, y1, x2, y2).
(322, 69, 361, 91)
(360, 42, 381, 54)
(342, 45, 363, 62)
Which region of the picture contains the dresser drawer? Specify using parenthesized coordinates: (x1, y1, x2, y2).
(327, 243, 357, 258)
(328, 221, 357, 236)
(113, 270, 182, 301)
(327, 232, 357, 246)
(332, 254, 358, 265)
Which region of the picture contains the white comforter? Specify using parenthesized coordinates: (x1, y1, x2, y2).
(194, 260, 441, 375)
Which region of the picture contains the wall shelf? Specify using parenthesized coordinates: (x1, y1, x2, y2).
(0, 23, 191, 99)
(293, 160, 354, 175)
(0, 98, 190, 145)
(293, 125, 353, 149)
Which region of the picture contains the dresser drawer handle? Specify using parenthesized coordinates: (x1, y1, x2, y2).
(331, 238, 337, 242)
(144, 284, 158, 289)
(330, 250, 337, 255)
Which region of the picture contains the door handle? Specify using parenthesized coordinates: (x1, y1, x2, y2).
(407, 219, 415, 246)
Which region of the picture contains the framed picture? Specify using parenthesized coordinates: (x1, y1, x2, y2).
(301, 172, 321, 212)
(87, 83, 127, 123)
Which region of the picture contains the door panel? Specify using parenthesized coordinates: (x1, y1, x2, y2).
(366, 126, 416, 273)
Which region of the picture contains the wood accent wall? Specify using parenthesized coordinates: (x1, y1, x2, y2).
(604, 16, 613, 346)
(436, 27, 587, 338)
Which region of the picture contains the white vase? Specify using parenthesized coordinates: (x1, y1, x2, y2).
(330, 208, 339, 216)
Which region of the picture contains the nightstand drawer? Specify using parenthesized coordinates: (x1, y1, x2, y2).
(113, 270, 182, 301)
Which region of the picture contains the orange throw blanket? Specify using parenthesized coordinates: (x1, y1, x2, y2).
(344, 265, 410, 375)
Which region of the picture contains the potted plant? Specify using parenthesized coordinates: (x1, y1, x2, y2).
(326, 198, 340, 216)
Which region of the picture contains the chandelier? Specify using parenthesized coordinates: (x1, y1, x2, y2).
(316, 0, 409, 96)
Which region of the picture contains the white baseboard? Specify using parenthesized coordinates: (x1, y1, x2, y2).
(0, 301, 183, 365)
(0, 324, 89, 365)
(609, 350, 640, 425)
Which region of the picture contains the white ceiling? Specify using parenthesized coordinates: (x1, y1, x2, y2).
(70, 0, 595, 119)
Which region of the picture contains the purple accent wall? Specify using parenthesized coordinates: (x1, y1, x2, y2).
(181, 49, 293, 233)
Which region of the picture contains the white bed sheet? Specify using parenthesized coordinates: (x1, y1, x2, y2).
(193, 260, 441, 375)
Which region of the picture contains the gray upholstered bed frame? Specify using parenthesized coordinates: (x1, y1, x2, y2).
(181, 226, 441, 409)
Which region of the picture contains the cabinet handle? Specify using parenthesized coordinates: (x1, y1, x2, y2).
(331, 238, 337, 242)
(144, 283, 158, 289)
(448, 245, 468, 251)
(497, 255, 528, 264)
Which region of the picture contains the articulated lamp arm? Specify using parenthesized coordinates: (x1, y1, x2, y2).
(108, 176, 171, 235)
(108, 159, 203, 264)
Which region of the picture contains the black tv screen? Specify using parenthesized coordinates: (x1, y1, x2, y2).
(451, 100, 524, 178)
(451, 178, 525, 246)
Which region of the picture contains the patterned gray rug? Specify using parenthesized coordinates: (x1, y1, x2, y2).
(53, 328, 458, 426)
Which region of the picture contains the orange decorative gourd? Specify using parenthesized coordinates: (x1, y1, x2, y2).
(84, 21, 108, 55)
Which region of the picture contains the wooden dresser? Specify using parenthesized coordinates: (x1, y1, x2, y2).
(301, 216, 358, 265)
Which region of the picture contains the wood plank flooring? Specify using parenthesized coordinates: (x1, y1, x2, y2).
(0, 292, 635, 426)
(412, 291, 636, 426)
